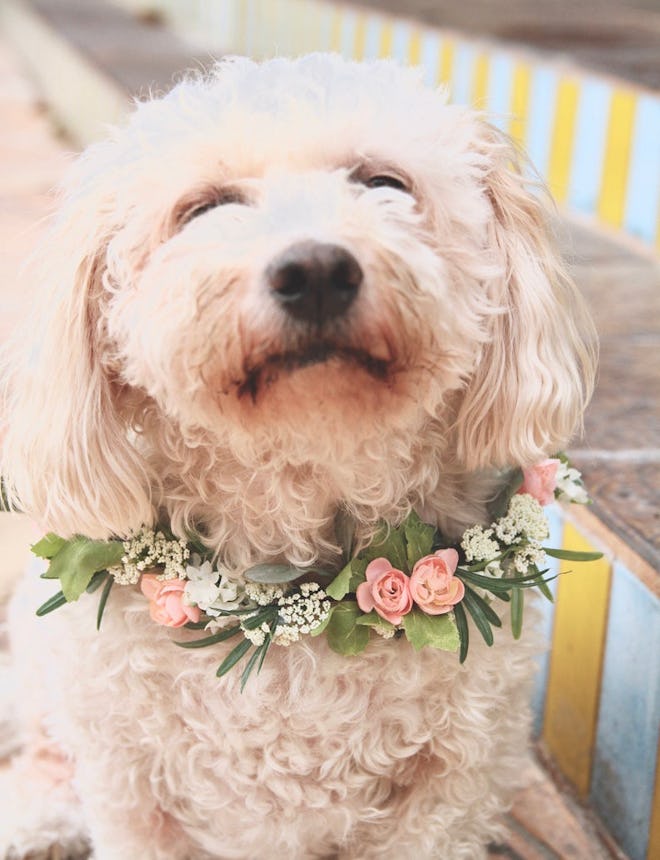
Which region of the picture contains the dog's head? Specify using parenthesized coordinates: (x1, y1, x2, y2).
(1, 55, 596, 544)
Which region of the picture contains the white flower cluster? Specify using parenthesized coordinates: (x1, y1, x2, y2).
(240, 582, 332, 648)
(273, 582, 332, 646)
(110, 529, 190, 584)
(555, 461, 589, 505)
(494, 494, 549, 545)
(461, 525, 500, 562)
(183, 555, 247, 615)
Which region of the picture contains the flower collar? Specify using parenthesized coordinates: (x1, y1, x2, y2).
(33, 455, 600, 689)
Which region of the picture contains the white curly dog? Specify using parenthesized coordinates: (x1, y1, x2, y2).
(1, 55, 596, 859)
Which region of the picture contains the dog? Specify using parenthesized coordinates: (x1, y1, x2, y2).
(0, 54, 596, 859)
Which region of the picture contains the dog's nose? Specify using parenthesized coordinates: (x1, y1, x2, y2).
(267, 241, 363, 323)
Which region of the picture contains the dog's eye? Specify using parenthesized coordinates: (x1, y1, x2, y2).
(181, 189, 248, 224)
(364, 175, 409, 192)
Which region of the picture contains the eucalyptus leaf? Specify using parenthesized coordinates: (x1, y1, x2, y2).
(404, 511, 436, 570)
(510, 587, 524, 639)
(462, 587, 494, 646)
(325, 602, 370, 656)
(544, 548, 603, 562)
(244, 563, 305, 584)
(453, 601, 469, 664)
(216, 639, 252, 677)
(31, 533, 66, 560)
(326, 557, 367, 600)
(402, 608, 460, 652)
(48, 538, 124, 602)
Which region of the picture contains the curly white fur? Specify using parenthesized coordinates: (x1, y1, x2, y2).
(1, 54, 596, 859)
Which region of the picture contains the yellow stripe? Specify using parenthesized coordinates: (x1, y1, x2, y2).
(379, 20, 393, 58)
(236, 0, 249, 54)
(548, 78, 580, 202)
(438, 39, 455, 90)
(543, 522, 612, 797)
(598, 90, 637, 228)
(330, 7, 342, 53)
(648, 741, 660, 860)
(472, 54, 489, 108)
(354, 14, 367, 60)
(510, 62, 531, 145)
(408, 28, 422, 67)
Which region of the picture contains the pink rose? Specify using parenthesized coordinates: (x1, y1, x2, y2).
(410, 549, 464, 615)
(140, 573, 201, 628)
(518, 458, 560, 506)
(356, 557, 413, 625)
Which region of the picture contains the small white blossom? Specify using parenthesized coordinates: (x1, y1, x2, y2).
(555, 461, 589, 505)
(245, 582, 285, 606)
(512, 544, 546, 574)
(243, 627, 267, 646)
(461, 525, 499, 562)
(494, 495, 549, 545)
(111, 528, 190, 585)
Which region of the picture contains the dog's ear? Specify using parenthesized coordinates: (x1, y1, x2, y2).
(454, 126, 597, 470)
(1, 160, 153, 538)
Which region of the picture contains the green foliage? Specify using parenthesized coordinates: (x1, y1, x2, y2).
(46, 538, 124, 601)
(325, 602, 370, 656)
(326, 557, 368, 600)
(244, 563, 306, 584)
(402, 609, 459, 653)
(403, 511, 436, 570)
(355, 611, 395, 637)
(544, 548, 603, 562)
(488, 468, 524, 520)
(31, 533, 67, 559)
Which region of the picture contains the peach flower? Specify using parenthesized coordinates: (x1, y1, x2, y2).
(518, 458, 560, 506)
(356, 557, 413, 625)
(410, 549, 464, 615)
(140, 573, 201, 628)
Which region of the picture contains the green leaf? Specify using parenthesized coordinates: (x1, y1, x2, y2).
(462, 587, 494, 646)
(334, 509, 355, 563)
(355, 611, 396, 636)
(86, 570, 108, 594)
(453, 601, 469, 664)
(96, 575, 114, 630)
(488, 467, 524, 520)
(47, 538, 124, 601)
(244, 563, 305, 584)
(544, 548, 603, 562)
(310, 605, 336, 637)
(325, 602, 370, 656)
(404, 511, 436, 570)
(31, 533, 67, 560)
(462, 587, 502, 628)
(402, 609, 460, 652)
(511, 587, 524, 639)
(216, 638, 252, 677)
(536, 575, 554, 602)
(241, 607, 278, 630)
(240, 642, 268, 691)
(35, 590, 67, 617)
(174, 625, 242, 648)
(326, 557, 367, 600)
(361, 522, 408, 573)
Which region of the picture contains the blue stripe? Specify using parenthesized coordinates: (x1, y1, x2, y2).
(591, 563, 660, 860)
(452, 43, 476, 106)
(487, 53, 514, 131)
(531, 504, 562, 736)
(391, 21, 411, 64)
(339, 10, 357, 58)
(420, 31, 441, 87)
(568, 80, 610, 213)
(362, 15, 382, 60)
(525, 66, 559, 179)
(624, 95, 660, 244)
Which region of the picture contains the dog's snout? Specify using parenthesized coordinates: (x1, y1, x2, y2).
(267, 241, 363, 323)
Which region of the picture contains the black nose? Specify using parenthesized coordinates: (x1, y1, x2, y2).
(267, 241, 363, 323)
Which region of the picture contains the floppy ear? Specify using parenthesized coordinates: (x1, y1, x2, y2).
(1, 157, 154, 539)
(454, 127, 597, 470)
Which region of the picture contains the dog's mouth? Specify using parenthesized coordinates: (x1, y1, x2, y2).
(236, 342, 393, 401)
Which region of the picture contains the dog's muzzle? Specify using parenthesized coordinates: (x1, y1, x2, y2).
(266, 240, 363, 324)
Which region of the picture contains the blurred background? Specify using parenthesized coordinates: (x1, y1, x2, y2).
(0, 2, 658, 858)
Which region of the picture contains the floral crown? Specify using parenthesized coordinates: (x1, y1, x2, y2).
(34, 455, 600, 689)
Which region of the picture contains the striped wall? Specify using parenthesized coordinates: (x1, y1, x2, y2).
(148, 0, 660, 252)
(534, 508, 660, 860)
